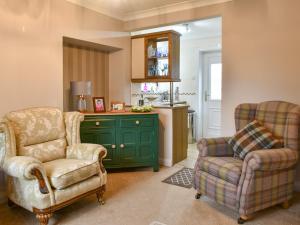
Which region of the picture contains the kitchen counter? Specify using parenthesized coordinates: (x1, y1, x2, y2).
(84, 111, 158, 116)
(153, 104, 189, 109)
(155, 106, 188, 166)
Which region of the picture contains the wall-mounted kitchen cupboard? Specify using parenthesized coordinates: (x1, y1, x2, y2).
(131, 31, 181, 83)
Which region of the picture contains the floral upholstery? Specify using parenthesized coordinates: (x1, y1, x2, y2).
(0, 107, 107, 214)
(4, 108, 66, 162)
(54, 176, 101, 205)
(20, 138, 67, 163)
(5, 107, 66, 147)
(67, 143, 107, 161)
(0, 132, 6, 167)
(64, 112, 84, 146)
(194, 101, 299, 218)
(3, 156, 44, 180)
(43, 159, 99, 189)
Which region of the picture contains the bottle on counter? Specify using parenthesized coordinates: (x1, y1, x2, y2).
(138, 94, 144, 106)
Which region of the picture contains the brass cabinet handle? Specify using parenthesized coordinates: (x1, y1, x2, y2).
(95, 121, 100, 126)
(111, 144, 116, 149)
(135, 120, 140, 125)
(120, 144, 125, 148)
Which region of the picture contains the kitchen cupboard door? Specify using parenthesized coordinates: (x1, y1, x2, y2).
(131, 38, 145, 79)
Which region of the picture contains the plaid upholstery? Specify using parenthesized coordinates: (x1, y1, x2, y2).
(235, 103, 257, 131)
(228, 120, 282, 159)
(197, 137, 233, 157)
(244, 148, 298, 171)
(200, 157, 243, 185)
(194, 170, 238, 210)
(255, 101, 300, 151)
(237, 149, 296, 215)
(194, 101, 300, 217)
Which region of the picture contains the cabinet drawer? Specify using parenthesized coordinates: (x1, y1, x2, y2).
(81, 119, 116, 128)
(120, 118, 154, 128)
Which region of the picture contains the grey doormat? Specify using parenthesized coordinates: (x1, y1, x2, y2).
(162, 167, 194, 188)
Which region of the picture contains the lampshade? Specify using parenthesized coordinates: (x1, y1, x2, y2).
(71, 81, 92, 96)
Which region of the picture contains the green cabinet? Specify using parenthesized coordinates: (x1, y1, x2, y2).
(80, 113, 159, 171)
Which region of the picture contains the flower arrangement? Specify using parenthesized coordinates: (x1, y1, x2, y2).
(131, 105, 153, 113)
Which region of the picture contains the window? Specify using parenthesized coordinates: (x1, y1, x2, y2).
(210, 63, 222, 100)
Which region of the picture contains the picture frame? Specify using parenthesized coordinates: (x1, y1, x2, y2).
(110, 101, 126, 112)
(93, 97, 106, 113)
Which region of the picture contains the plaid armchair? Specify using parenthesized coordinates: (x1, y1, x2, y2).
(0, 107, 107, 225)
(194, 101, 299, 224)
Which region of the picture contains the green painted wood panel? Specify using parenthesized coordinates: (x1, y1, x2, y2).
(80, 114, 159, 171)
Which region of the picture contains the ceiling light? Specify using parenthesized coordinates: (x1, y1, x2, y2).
(183, 24, 191, 33)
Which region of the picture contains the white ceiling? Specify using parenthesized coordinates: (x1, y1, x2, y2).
(131, 17, 222, 40)
(65, 0, 232, 21)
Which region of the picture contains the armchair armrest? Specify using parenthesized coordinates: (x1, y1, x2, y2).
(197, 137, 233, 157)
(3, 156, 50, 194)
(66, 143, 107, 173)
(244, 148, 298, 171)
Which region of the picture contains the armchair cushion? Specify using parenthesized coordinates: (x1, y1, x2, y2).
(228, 120, 282, 159)
(20, 138, 67, 163)
(43, 159, 99, 189)
(200, 157, 243, 185)
(5, 107, 66, 147)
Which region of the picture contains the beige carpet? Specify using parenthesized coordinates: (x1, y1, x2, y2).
(0, 165, 300, 225)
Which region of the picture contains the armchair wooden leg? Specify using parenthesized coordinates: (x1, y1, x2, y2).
(96, 185, 106, 205)
(281, 200, 291, 209)
(195, 192, 202, 199)
(7, 199, 15, 207)
(36, 212, 52, 225)
(238, 215, 250, 224)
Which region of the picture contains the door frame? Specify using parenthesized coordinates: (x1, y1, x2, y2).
(198, 50, 222, 139)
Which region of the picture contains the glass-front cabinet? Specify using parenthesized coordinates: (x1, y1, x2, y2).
(131, 31, 181, 82)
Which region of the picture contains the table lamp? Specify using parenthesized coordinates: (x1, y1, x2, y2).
(71, 81, 92, 112)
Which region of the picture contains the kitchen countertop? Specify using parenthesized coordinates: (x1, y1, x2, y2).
(83, 111, 158, 116)
(152, 104, 189, 109)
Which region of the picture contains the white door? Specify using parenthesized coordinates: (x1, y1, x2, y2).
(202, 52, 222, 138)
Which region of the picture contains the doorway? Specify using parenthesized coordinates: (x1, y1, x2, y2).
(202, 51, 222, 138)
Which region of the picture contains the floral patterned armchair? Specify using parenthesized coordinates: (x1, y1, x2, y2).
(0, 107, 107, 225)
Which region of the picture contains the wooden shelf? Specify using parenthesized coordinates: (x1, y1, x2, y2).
(148, 56, 168, 60)
(131, 78, 181, 83)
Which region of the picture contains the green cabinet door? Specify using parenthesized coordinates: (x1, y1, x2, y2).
(81, 128, 117, 166)
(97, 128, 117, 166)
(118, 128, 139, 163)
(80, 129, 98, 144)
(139, 127, 155, 162)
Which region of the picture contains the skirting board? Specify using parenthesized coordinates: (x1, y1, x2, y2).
(159, 158, 172, 167)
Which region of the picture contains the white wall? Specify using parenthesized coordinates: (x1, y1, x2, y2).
(179, 36, 221, 139)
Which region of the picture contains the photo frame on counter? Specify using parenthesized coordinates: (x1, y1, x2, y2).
(110, 101, 125, 112)
(93, 97, 106, 113)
